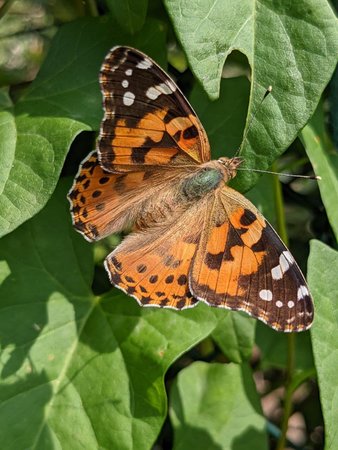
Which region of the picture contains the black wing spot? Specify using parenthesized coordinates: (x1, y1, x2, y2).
(92, 190, 102, 198)
(125, 276, 135, 283)
(131, 147, 148, 164)
(183, 125, 198, 140)
(165, 275, 174, 284)
(240, 209, 257, 226)
(99, 176, 110, 184)
(111, 257, 122, 271)
(205, 252, 223, 269)
(137, 264, 147, 273)
(177, 274, 187, 286)
(176, 299, 187, 309)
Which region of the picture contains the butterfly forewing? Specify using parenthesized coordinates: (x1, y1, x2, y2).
(98, 46, 210, 172)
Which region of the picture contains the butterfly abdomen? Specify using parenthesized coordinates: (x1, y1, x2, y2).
(181, 168, 223, 200)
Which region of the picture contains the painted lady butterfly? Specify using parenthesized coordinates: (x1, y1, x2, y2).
(68, 46, 314, 332)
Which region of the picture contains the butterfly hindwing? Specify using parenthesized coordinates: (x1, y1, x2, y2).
(190, 187, 314, 332)
(104, 195, 213, 309)
(98, 46, 210, 172)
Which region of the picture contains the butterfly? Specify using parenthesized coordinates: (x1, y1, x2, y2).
(68, 46, 314, 332)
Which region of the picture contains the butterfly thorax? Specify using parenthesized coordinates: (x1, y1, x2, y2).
(181, 157, 242, 201)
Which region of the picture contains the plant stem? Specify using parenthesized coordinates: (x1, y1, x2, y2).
(276, 333, 296, 450)
(272, 163, 296, 450)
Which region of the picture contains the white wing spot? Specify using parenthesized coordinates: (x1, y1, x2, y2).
(123, 91, 135, 106)
(276, 301, 283, 308)
(297, 285, 309, 300)
(287, 300, 295, 308)
(271, 265, 283, 280)
(136, 58, 152, 69)
(146, 82, 175, 100)
(125, 69, 132, 76)
(146, 86, 160, 100)
(122, 80, 129, 88)
(157, 82, 173, 95)
(166, 80, 177, 92)
(259, 289, 273, 301)
(279, 253, 290, 272)
(283, 250, 294, 264)
(271, 251, 294, 280)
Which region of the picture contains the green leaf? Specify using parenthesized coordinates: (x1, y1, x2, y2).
(165, 0, 338, 191)
(0, 16, 167, 238)
(0, 181, 221, 449)
(0, 107, 16, 195)
(308, 240, 338, 450)
(106, 0, 149, 34)
(16, 17, 167, 129)
(190, 76, 250, 160)
(169, 362, 268, 450)
(212, 313, 255, 363)
(245, 174, 276, 225)
(0, 108, 88, 239)
(255, 322, 314, 371)
(301, 102, 338, 241)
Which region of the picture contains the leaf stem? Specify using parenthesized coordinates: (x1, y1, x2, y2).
(272, 162, 296, 450)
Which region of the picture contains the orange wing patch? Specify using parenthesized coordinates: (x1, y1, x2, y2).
(100, 110, 207, 172)
(105, 228, 199, 309)
(165, 114, 209, 161)
(190, 195, 267, 307)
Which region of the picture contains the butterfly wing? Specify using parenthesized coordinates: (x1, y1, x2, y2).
(190, 187, 314, 332)
(68, 151, 196, 241)
(104, 195, 214, 309)
(98, 46, 210, 172)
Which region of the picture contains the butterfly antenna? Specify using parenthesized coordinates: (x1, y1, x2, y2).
(234, 86, 321, 181)
(233, 86, 273, 158)
(236, 167, 321, 180)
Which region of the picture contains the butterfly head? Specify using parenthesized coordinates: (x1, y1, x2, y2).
(217, 157, 244, 181)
